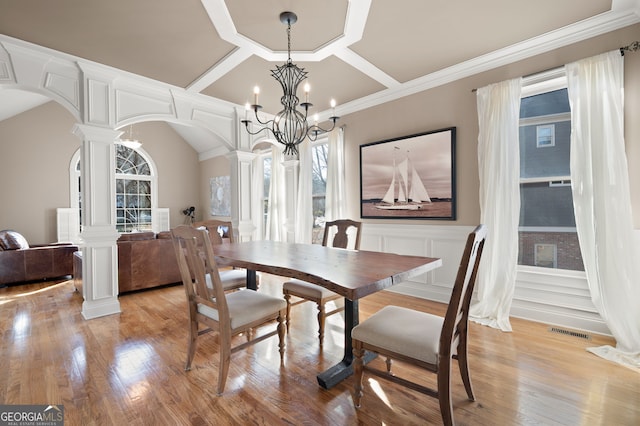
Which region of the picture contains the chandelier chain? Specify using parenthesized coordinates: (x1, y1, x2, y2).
(287, 20, 292, 63)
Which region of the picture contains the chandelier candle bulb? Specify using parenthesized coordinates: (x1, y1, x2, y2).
(253, 86, 260, 106)
(304, 83, 310, 103)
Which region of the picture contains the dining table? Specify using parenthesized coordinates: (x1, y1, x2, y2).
(213, 240, 442, 389)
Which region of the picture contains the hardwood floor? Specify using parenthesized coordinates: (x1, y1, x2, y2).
(0, 275, 637, 425)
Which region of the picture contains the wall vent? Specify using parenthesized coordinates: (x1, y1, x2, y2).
(548, 326, 591, 340)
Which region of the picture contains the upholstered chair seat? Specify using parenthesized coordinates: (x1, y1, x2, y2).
(198, 289, 286, 329)
(352, 306, 444, 365)
(352, 225, 487, 426)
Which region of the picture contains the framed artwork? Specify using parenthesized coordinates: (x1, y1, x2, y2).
(360, 127, 456, 220)
(210, 175, 231, 216)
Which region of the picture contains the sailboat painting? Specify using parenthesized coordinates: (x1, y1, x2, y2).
(360, 127, 456, 219)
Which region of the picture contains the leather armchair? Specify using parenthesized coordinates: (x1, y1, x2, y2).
(0, 230, 78, 286)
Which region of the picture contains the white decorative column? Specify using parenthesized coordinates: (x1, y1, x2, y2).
(73, 124, 121, 320)
(282, 157, 299, 243)
(226, 150, 258, 242)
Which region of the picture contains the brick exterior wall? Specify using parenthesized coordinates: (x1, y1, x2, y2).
(518, 231, 584, 271)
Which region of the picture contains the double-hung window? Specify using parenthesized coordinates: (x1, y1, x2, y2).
(518, 73, 584, 271)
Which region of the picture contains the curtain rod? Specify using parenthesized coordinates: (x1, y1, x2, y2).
(620, 40, 640, 56)
(472, 41, 640, 92)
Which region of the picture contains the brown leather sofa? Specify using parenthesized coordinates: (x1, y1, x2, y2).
(117, 231, 181, 293)
(76, 228, 237, 295)
(0, 230, 78, 286)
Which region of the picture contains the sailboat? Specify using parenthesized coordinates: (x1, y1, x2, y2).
(376, 149, 431, 210)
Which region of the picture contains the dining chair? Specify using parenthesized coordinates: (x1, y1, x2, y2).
(351, 224, 487, 426)
(282, 219, 362, 345)
(171, 225, 286, 395)
(192, 219, 257, 291)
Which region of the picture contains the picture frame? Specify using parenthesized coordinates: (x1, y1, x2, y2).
(210, 175, 231, 216)
(360, 127, 456, 220)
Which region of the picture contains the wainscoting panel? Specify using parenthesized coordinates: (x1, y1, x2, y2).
(360, 223, 610, 336)
(360, 223, 472, 302)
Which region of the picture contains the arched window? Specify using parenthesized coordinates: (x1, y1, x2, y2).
(114, 144, 153, 232)
(69, 142, 159, 234)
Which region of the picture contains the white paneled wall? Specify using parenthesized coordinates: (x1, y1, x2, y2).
(360, 224, 472, 302)
(360, 223, 610, 336)
(56, 208, 80, 243)
(512, 268, 609, 335)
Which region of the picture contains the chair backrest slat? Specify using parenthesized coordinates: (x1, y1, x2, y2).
(322, 219, 362, 250)
(439, 225, 487, 359)
(171, 225, 230, 326)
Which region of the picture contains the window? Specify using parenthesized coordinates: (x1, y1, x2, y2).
(115, 144, 152, 232)
(259, 140, 328, 242)
(518, 82, 584, 271)
(311, 141, 328, 243)
(74, 143, 157, 233)
(536, 124, 555, 147)
(534, 243, 557, 268)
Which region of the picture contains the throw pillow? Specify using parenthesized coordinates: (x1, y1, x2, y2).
(0, 230, 30, 250)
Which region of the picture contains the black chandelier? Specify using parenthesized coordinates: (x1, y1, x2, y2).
(241, 11, 339, 156)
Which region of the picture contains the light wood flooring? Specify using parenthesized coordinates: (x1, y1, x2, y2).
(0, 274, 638, 425)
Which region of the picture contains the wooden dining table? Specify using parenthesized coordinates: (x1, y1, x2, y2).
(213, 240, 442, 389)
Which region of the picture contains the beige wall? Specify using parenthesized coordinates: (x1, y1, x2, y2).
(341, 24, 640, 227)
(1, 24, 638, 244)
(131, 121, 200, 229)
(0, 102, 78, 243)
(199, 155, 231, 221)
(0, 105, 200, 243)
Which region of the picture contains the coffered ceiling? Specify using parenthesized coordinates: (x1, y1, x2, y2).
(0, 0, 638, 152)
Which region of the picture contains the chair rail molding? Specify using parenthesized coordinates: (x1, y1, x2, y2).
(360, 223, 609, 336)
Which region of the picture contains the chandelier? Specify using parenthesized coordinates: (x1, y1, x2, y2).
(119, 124, 142, 149)
(241, 11, 339, 156)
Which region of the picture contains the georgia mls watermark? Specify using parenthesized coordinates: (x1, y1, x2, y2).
(0, 405, 64, 426)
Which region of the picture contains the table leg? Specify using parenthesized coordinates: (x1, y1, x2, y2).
(246, 269, 258, 290)
(316, 298, 376, 389)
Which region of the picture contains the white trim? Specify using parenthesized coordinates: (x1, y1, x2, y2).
(520, 112, 571, 126)
(520, 175, 571, 184)
(519, 226, 577, 232)
(361, 223, 609, 336)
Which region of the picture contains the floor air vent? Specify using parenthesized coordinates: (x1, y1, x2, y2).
(548, 326, 591, 340)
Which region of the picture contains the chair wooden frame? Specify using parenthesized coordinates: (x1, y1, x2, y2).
(282, 219, 362, 345)
(352, 224, 487, 425)
(192, 219, 257, 291)
(171, 225, 286, 395)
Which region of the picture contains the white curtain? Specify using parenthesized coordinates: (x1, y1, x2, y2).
(295, 141, 313, 243)
(325, 127, 346, 222)
(566, 51, 640, 370)
(471, 78, 522, 332)
(265, 145, 286, 241)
